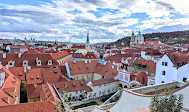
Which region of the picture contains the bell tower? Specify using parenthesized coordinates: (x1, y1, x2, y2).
(130, 31, 135, 46)
(85, 31, 90, 49)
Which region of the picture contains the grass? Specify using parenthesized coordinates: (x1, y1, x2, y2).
(71, 102, 98, 110)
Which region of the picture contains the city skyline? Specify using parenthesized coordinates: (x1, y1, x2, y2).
(0, 0, 189, 43)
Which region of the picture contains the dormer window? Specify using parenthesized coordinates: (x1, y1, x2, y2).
(36, 60, 42, 66)
(23, 60, 28, 67)
(48, 60, 52, 65)
(8, 61, 15, 67)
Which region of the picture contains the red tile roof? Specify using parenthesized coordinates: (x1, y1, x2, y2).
(84, 53, 98, 59)
(104, 55, 122, 63)
(27, 84, 41, 99)
(68, 60, 118, 78)
(166, 52, 189, 67)
(0, 101, 56, 112)
(72, 53, 84, 58)
(23, 49, 39, 54)
(43, 68, 63, 83)
(94, 62, 118, 78)
(72, 45, 85, 49)
(91, 78, 118, 86)
(51, 51, 70, 60)
(9, 45, 27, 48)
(141, 48, 162, 56)
(130, 72, 148, 85)
(0, 66, 21, 106)
(68, 60, 98, 75)
(53, 80, 92, 92)
(0, 53, 59, 68)
(26, 68, 43, 85)
(9, 67, 26, 81)
(128, 58, 156, 72)
(39, 83, 60, 102)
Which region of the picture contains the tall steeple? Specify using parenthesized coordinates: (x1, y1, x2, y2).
(86, 31, 89, 43)
(85, 30, 90, 49)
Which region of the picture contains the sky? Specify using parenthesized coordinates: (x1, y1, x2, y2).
(0, 0, 189, 43)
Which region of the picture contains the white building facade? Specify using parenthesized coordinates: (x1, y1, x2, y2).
(155, 54, 189, 85)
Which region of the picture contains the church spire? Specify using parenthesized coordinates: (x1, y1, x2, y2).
(132, 31, 134, 36)
(86, 31, 89, 43)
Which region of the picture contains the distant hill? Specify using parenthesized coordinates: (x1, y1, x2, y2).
(108, 30, 189, 46)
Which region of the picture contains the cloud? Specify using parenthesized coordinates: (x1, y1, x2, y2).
(0, 0, 189, 43)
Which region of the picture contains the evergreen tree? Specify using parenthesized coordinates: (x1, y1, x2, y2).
(150, 88, 183, 112)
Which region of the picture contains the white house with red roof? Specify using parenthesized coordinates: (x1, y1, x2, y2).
(141, 48, 163, 62)
(155, 53, 189, 85)
(87, 78, 119, 100)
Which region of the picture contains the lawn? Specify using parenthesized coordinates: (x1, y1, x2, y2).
(71, 102, 98, 110)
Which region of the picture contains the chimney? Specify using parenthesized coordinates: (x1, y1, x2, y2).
(24, 66, 27, 73)
(27, 66, 31, 70)
(0, 62, 2, 69)
(3, 53, 6, 58)
(112, 65, 114, 69)
(18, 53, 22, 58)
(85, 60, 88, 63)
(6, 65, 9, 70)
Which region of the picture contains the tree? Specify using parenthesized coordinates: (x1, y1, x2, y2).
(54, 86, 72, 112)
(150, 88, 183, 112)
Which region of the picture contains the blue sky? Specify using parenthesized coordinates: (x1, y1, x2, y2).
(0, 0, 189, 43)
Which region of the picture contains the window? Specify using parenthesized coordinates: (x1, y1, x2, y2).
(162, 62, 168, 66)
(48, 60, 52, 65)
(80, 90, 82, 93)
(76, 91, 78, 94)
(165, 62, 168, 66)
(99, 85, 101, 87)
(108, 89, 110, 93)
(162, 71, 165, 75)
(93, 93, 96, 96)
(162, 81, 165, 83)
(89, 93, 92, 97)
(99, 91, 101, 95)
(125, 76, 128, 81)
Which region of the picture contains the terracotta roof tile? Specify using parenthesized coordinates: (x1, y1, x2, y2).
(43, 68, 63, 83)
(91, 78, 118, 86)
(51, 51, 69, 60)
(53, 79, 92, 92)
(0, 66, 21, 106)
(0, 101, 56, 112)
(9, 67, 25, 81)
(26, 68, 43, 85)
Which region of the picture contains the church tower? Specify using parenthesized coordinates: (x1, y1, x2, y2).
(85, 31, 90, 49)
(135, 30, 144, 43)
(130, 31, 135, 46)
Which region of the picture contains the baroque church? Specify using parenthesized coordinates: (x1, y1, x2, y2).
(130, 30, 144, 46)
